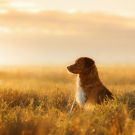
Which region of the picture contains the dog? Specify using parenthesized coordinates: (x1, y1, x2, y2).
(67, 57, 113, 109)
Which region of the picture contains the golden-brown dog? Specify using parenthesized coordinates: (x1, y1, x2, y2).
(67, 57, 113, 108)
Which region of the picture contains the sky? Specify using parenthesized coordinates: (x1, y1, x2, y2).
(0, 0, 135, 65)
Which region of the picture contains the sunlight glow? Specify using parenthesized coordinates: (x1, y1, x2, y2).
(0, 59, 4, 65)
(27, 9, 42, 13)
(0, 9, 8, 14)
(10, 2, 35, 8)
(0, 27, 10, 33)
(68, 9, 77, 13)
(9, 2, 44, 13)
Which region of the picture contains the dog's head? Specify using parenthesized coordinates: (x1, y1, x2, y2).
(67, 57, 95, 74)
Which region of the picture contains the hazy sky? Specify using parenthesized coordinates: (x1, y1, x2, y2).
(0, 0, 135, 65)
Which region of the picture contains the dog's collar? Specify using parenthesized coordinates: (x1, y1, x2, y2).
(80, 81, 101, 88)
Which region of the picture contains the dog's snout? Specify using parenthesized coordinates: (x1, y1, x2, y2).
(67, 66, 71, 70)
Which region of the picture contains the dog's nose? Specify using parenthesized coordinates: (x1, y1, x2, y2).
(67, 66, 70, 70)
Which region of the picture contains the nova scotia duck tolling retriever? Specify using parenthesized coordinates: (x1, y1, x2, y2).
(67, 57, 114, 109)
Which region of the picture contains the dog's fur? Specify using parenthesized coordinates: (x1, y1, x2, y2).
(67, 57, 113, 108)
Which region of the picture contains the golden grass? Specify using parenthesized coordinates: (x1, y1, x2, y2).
(0, 65, 135, 135)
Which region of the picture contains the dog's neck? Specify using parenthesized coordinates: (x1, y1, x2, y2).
(78, 65, 101, 87)
(77, 75, 101, 88)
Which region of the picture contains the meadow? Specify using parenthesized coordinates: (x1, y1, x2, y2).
(0, 65, 135, 135)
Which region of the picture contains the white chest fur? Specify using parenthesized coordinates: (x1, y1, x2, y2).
(76, 77, 86, 107)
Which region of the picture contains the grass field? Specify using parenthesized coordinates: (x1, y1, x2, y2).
(0, 65, 135, 135)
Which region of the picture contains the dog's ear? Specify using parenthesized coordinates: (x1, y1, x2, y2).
(84, 57, 95, 72)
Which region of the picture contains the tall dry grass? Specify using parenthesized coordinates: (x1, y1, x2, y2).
(0, 65, 135, 135)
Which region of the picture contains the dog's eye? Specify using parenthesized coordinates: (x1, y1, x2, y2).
(77, 61, 81, 64)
